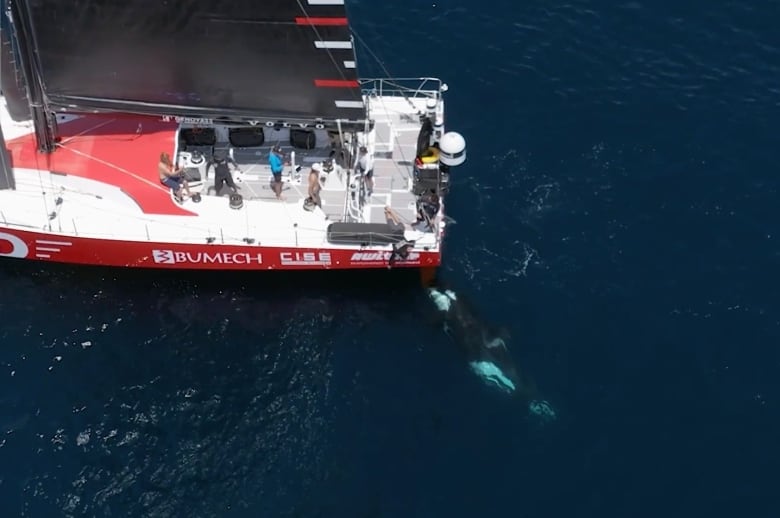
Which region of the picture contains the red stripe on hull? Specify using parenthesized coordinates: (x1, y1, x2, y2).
(314, 79, 360, 88)
(0, 227, 441, 270)
(295, 17, 348, 26)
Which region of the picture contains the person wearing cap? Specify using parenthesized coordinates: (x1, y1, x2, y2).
(268, 145, 285, 200)
(307, 162, 323, 208)
(356, 145, 374, 197)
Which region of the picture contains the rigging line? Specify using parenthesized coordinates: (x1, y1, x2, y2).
(351, 28, 392, 79)
(30, 143, 52, 225)
(36, 169, 51, 227)
(294, 0, 360, 102)
(349, 29, 427, 180)
(57, 118, 115, 146)
(55, 144, 171, 194)
(351, 28, 415, 103)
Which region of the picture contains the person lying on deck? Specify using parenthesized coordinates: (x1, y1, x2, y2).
(384, 206, 412, 231)
(158, 152, 191, 203)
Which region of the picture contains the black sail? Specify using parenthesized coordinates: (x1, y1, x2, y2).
(19, 0, 365, 121)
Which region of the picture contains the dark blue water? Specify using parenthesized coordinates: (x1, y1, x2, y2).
(2, 1, 780, 516)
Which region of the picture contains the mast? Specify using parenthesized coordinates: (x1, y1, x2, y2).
(9, 0, 55, 153)
(7, 0, 55, 152)
(0, 0, 14, 189)
(1, 0, 28, 121)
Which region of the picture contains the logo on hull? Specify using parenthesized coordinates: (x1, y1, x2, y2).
(0, 232, 29, 259)
(33, 239, 72, 259)
(0, 233, 74, 260)
(152, 250, 263, 265)
(279, 252, 332, 266)
(350, 251, 420, 263)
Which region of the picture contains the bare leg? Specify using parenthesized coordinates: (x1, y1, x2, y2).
(384, 206, 408, 230)
(274, 179, 285, 200)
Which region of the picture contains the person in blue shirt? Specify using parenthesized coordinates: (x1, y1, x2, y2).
(268, 145, 285, 200)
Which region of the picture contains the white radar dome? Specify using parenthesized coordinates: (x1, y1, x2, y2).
(438, 131, 466, 166)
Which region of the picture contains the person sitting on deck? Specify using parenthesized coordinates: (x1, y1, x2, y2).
(158, 152, 191, 203)
(307, 162, 323, 208)
(268, 145, 285, 200)
(207, 150, 241, 196)
(412, 190, 440, 232)
(356, 145, 374, 197)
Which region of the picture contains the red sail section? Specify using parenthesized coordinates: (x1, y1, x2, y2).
(314, 79, 360, 88)
(295, 17, 348, 26)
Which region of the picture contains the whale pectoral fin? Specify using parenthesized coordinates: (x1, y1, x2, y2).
(482, 328, 507, 350)
(497, 325, 512, 343)
(484, 336, 507, 350)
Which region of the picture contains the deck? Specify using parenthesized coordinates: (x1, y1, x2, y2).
(0, 92, 445, 252)
(186, 122, 421, 228)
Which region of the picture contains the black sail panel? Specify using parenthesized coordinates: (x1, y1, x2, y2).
(22, 0, 364, 120)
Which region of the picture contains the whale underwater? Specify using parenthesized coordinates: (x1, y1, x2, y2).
(426, 286, 556, 420)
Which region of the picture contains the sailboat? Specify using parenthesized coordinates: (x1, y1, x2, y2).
(0, 0, 466, 271)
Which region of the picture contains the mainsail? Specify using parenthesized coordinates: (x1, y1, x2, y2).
(15, 0, 365, 122)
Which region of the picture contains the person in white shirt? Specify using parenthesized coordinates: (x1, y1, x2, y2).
(356, 146, 373, 196)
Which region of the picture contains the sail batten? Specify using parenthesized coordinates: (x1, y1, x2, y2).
(18, 0, 365, 121)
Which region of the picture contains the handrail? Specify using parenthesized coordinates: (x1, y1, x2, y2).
(0, 215, 440, 251)
(359, 77, 444, 99)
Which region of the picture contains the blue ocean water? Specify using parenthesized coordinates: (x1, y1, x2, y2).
(2, 1, 780, 516)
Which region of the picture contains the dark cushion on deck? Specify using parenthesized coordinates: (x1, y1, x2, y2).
(327, 222, 405, 246)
